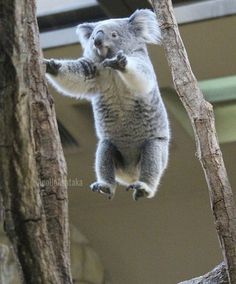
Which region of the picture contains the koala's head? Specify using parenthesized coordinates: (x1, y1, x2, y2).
(76, 9, 161, 62)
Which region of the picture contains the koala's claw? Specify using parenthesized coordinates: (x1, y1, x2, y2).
(102, 51, 127, 71)
(44, 59, 62, 75)
(79, 58, 97, 80)
(127, 182, 152, 201)
(116, 51, 127, 70)
(90, 182, 113, 199)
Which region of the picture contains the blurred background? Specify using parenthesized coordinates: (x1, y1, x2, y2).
(37, 0, 236, 283)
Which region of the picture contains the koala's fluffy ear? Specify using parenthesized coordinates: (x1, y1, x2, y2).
(76, 23, 96, 49)
(128, 9, 161, 44)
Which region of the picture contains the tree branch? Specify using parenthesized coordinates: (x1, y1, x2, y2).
(179, 262, 228, 284)
(150, 0, 236, 283)
(0, 0, 72, 282)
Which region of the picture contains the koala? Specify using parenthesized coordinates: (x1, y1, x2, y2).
(44, 9, 170, 201)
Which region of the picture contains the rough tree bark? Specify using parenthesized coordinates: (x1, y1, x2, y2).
(150, 0, 236, 283)
(0, 0, 72, 283)
(179, 263, 228, 284)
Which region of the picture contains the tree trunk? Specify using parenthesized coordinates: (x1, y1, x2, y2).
(0, 0, 72, 283)
(150, 0, 236, 283)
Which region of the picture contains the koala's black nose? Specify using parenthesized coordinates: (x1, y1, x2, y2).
(94, 31, 104, 48)
(94, 38, 102, 47)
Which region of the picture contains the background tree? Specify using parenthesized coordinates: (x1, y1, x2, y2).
(0, 0, 72, 283)
(150, 0, 236, 283)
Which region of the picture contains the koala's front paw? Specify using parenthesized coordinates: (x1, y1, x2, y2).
(44, 59, 62, 75)
(102, 51, 127, 71)
(127, 181, 154, 201)
(90, 182, 115, 200)
(79, 58, 97, 80)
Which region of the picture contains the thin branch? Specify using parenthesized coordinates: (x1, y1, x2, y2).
(150, 0, 236, 283)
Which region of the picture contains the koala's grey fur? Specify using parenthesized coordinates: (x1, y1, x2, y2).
(45, 9, 170, 201)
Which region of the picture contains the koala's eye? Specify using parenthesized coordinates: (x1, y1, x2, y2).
(111, 31, 118, 38)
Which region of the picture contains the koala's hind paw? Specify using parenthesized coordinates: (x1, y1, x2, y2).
(102, 50, 127, 71)
(127, 181, 155, 201)
(90, 182, 114, 199)
(44, 59, 62, 75)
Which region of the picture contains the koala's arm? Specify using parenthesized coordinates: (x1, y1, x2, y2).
(103, 51, 156, 94)
(44, 58, 97, 98)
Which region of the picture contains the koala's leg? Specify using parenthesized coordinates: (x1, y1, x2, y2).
(127, 138, 169, 201)
(102, 51, 155, 93)
(44, 58, 97, 98)
(90, 140, 117, 199)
